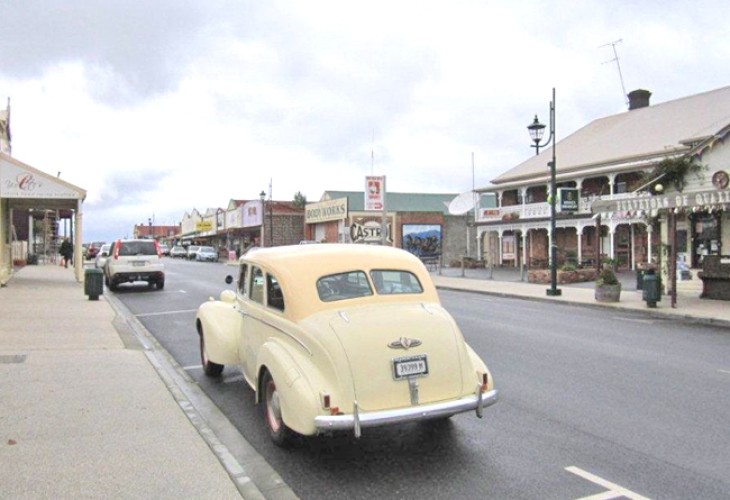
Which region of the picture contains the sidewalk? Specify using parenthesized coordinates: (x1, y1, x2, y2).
(431, 266, 730, 327)
(0, 264, 247, 499)
(1, 263, 727, 500)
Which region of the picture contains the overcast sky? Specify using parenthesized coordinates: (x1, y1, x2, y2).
(2, 0, 729, 242)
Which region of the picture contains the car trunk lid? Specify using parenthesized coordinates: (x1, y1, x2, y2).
(328, 303, 464, 411)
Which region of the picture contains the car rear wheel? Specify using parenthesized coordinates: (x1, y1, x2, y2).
(199, 328, 223, 377)
(262, 370, 294, 447)
(156, 280, 165, 290)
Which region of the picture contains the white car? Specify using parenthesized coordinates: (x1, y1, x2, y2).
(104, 239, 165, 291)
(94, 244, 111, 269)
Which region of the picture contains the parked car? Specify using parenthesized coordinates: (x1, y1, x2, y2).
(104, 239, 165, 291)
(159, 243, 170, 256)
(186, 245, 201, 260)
(195, 246, 219, 262)
(195, 244, 498, 446)
(170, 245, 187, 258)
(94, 244, 111, 269)
(86, 242, 104, 260)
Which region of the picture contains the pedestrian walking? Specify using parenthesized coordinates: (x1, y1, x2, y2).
(59, 238, 73, 268)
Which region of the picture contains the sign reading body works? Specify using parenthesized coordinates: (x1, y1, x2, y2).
(305, 197, 348, 224)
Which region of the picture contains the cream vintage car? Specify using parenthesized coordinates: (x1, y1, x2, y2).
(195, 244, 498, 446)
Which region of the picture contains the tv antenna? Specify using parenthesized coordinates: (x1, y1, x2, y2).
(600, 39, 628, 108)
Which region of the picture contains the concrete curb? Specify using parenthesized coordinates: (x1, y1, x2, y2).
(435, 285, 730, 329)
(105, 292, 298, 500)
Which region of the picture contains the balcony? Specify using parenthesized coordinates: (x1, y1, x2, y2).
(477, 192, 637, 223)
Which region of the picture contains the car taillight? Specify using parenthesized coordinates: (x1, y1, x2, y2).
(113, 240, 121, 260)
(480, 372, 489, 393)
(154, 240, 161, 257)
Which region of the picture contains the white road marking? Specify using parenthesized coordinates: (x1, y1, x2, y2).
(183, 364, 202, 371)
(719, 369, 730, 375)
(134, 309, 198, 317)
(566, 466, 651, 500)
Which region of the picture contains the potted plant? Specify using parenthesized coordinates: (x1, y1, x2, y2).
(595, 267, 621, 302)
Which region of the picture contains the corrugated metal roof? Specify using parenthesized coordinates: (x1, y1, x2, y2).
(491, 85, 730, 185)
(322, 191, 457, 213)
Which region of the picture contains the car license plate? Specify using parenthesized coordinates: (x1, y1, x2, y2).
(392, 354, 428, 379)
(132, 261, 145, 267)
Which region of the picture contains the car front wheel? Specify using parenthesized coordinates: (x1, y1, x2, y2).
(262, 370, 294, 447)
(199, 328, 223, 377)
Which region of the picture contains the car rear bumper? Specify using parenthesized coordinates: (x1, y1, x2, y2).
(314, 388, 498, 436)
(111, 271, 164, 284)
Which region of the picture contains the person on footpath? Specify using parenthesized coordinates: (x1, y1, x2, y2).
(59, 237, 73, 268)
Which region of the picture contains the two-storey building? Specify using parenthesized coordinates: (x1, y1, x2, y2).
(475, 86, 730, 282)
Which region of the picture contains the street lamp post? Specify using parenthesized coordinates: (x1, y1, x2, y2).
(527, 88, 562, 297)
(148, 217, 153, 240)
(259, 191, 266, 248)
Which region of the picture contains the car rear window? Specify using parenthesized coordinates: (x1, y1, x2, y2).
(317, 271, 373, 302)
(118, 241, 158, 256)
(370, 270, 423, 295)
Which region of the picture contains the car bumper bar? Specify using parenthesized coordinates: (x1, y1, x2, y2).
(314, 388, 498, 437)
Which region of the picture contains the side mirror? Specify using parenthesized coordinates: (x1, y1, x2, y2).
(225, 275, 234, 285)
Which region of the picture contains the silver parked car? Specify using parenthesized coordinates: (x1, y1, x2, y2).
(195, 246, 219, 262)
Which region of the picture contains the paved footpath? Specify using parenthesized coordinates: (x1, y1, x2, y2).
(1, 263, 727, 499)
(431, 266, 730, 327)
(0, 264, 249, 499)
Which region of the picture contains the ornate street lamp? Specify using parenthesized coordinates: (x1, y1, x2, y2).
(527, 88, 561, 296)
(259, 190, 266, 247)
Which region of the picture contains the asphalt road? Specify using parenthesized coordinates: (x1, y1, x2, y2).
(115, 258, 730, 500)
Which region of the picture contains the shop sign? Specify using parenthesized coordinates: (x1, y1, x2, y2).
(592, 188, 730, 213)
(558, 188, 579, 212)
(350, 215, 393, 244)
(365, 175, 385, 211)
(1, 160, 83, 199)
(242, 200, 263, 227)
(306, 197, 347, 223)
(196, 221, 213, 232)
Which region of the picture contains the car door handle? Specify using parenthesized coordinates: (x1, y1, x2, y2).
(235, 308, 248, 317)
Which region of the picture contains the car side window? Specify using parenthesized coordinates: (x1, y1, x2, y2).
(250, 266, 264, 304)
(370, 270, 423, 295)
(237, 264, 248, 296)
(266, 274, 285, 312)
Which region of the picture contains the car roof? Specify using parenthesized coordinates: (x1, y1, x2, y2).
(239, 244, 440, 320)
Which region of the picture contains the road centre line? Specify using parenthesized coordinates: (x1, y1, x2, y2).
(183, 364, 202, 371)
(719, 369, 730, 375)
(566, 466, 651, 500)
(134, 309, 198, 317)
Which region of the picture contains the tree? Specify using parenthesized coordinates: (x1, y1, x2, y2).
(292, 191, 307, 208)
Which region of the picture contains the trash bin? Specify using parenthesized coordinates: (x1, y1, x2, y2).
(84, 268, 104, 301)
(636, 270, 644, 290)
(642, 269, 660, 308)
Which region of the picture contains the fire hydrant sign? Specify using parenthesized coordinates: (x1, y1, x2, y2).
(365, 175, 385, 211)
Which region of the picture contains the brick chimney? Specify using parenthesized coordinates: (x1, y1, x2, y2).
(628, 89, 652, 110)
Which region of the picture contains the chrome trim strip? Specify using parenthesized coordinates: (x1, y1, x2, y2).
(314, 389, 498, 433)
(248, 315, 313, 356)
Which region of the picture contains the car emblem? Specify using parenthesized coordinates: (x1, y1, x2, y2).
(388, 337, 422, 350)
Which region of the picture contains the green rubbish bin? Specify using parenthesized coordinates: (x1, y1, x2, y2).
(84, 268, 104, 301)
(642, 270, 660, 308)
